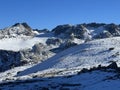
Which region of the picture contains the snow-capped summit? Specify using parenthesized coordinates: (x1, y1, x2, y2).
(0, 22, 36, 39)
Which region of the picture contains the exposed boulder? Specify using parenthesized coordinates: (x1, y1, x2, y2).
(109, 47, 115, 51)
(107, 62, 118, 69)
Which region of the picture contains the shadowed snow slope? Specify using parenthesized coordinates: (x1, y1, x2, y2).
(18, 37, 120, 76)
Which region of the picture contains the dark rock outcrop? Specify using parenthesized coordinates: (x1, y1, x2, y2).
(107, 62, 118, 69)
(46, 38, 62, 45)
(0, 50, 21, 72)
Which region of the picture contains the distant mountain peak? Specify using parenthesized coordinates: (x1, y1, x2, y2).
(0, 22, 35, 39)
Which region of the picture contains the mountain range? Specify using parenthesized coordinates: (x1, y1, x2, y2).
(0, 22, 120, 90)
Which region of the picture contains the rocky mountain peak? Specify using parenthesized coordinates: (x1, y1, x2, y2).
(0, 22, 35, 39)
(12, 22, 33, 32)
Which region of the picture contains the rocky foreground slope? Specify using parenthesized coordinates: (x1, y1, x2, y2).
(0, 22, 120, 90)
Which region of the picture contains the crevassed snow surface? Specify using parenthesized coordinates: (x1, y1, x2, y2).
(0, 37, 48, 51)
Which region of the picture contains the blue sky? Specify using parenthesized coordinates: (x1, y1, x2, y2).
(0, 0, 120, 30)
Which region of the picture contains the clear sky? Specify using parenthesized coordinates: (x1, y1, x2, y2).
(0, 0, 120, 30)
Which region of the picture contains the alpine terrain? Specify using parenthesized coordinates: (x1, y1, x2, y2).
(0, 22, 120, 90)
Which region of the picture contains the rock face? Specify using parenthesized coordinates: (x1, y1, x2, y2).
(52, 24, 91, 40)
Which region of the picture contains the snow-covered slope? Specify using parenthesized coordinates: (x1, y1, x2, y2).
(17, 37, 120, 76)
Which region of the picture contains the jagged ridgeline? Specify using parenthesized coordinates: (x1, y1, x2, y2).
(52, 23, 120, 39)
